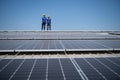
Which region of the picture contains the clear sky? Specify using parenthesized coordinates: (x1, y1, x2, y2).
(0, 0, 120, 30)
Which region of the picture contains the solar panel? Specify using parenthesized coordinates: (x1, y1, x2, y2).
(0, 40, 120, 52)
(0, 31, 120, 40)
(0, 57, 120, 80)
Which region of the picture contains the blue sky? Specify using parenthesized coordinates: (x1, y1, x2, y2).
(0, 0, 120, 30)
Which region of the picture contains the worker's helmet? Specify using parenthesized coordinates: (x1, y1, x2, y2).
(48, 16, 50, 18)
(42, 14, 46, 16)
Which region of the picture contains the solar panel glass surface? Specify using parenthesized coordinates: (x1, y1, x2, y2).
(0, 40, 120, 51)
(0, 57, 120, 80)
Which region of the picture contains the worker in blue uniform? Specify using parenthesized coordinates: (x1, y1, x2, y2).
(41, 14, 47, 30)
(47, 16, 51, 30)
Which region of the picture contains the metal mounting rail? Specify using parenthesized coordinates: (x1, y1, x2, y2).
(0, 38, 120, 40)
(0, 48, 120, 53)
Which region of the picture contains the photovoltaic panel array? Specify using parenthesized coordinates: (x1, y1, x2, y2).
(0, 31, 120, 40)
(0, 40, 120, 52)
(0, 57, 120, 80)
(0, 31, 120, 52)
(0, 31, 120, 80)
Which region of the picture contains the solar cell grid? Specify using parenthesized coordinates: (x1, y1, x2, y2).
(60, 59, 83, 80)
(48, 59, 64, 80)
(0, 40, 120, 51)
(0, 59, 10, 69)
(0, 59, 23, 80)
(0, 57, 120, 80)
(10, 59, 34, 80)
(29, 59, 47, 80)
(94, 40, 120, 49)
(0, 40, 120, 52)
(97, 58, 120, 75)
(0, 31, 120, 40)
(86, 58, 120, 80)
(107, 58, 120, 66)
(75, 58, 105, 80)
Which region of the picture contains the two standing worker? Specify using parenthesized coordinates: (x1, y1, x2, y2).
(41, 14, 51, 31)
